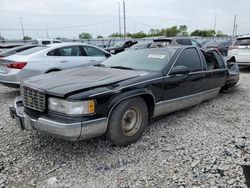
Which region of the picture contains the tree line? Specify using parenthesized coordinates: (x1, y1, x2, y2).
(78, 25, 228, 39)
(0, 25, 228, 41)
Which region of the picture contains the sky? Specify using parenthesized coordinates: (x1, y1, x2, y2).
(0, 0, 249, 39)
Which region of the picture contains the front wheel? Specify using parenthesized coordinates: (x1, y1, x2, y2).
(106, 97, 148, 146)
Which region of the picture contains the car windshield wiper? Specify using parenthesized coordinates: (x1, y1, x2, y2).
(109, 66, 134, 70)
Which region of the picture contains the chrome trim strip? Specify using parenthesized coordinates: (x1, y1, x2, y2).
(153, 88, 220, 117)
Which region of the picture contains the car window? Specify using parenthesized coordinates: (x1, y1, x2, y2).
(47, 49, 61, 56)
(176, 39, 192, 45)
(60, 46, 83, 56)
(18, 46, 47, 55)
(202, 51, 222, 70)
(53, 41, 61, 43)
(16, 46, 35, 53)
(174, 48, 202, 72)
(42, 41, 51, 45)
(84, 46, 105, 56)
(234, 38, 250, 46)
(191, 39, 201, 47)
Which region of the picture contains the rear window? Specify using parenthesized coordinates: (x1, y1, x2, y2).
(42, 41, 51, 45)
(234, 38, 250, 46)
(176, 39, 192, 45)
(151, 40, 172, 48)
(18, 46, 47, 55)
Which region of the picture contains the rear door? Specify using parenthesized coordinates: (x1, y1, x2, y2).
(201, 49, 227, 90)
(82, 45, 107, 64)
(48, 45, 90, 69)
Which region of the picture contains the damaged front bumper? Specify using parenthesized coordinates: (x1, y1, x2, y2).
(9, 97, 108, 141)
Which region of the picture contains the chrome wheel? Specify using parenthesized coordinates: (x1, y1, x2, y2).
(121, 106, 142, 136)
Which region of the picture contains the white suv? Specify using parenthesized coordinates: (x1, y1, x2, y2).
(228, 35, 250, 65)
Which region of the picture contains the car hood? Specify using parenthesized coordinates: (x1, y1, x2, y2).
(22, 66, 147, 97)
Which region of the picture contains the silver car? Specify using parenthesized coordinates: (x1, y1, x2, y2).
(0, 43, 111, 87)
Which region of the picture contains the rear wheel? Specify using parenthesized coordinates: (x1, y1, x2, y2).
(106, 97, 148, 146)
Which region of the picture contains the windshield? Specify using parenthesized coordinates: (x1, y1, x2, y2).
(101, 48, 177, 71)
(234, 38, 250, 46)
(18, 46, 47, 55)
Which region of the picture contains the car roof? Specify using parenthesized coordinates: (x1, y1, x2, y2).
(237, 35, 250, 39)
(47, 42, 97, 48)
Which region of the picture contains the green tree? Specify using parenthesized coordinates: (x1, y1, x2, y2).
(190, 29, 215, 37)
(131, 31, 147, 38)
(179, 25, 188, 36)
(216, 31, 228, 37)
(97, 35, 104, 38)
(23, 36, 32, 40)
(108, 32, 123, 38)
(78, 32, 93, 39)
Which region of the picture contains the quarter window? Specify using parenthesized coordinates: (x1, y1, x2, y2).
(47, 46, 84, 56)
(84, 46, 105, 56)
(42, 41, 51, 45)
(174, 48, 202, 72)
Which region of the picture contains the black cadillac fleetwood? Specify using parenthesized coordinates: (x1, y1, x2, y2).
(9, 46, 239, 146)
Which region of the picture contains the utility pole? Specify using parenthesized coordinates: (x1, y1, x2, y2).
(232, 14, 237, 38)
(118, 2, 122, 38)
(235, 24, 238, 36)
(19, 17, 25, 39)
(46, 28, 49, 38)
(123, 0, 126, 38)
(214, 13, 217, 33)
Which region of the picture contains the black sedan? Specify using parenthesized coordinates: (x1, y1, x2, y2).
(204, 41, 232, 56)
(106, 40, 137, 54)
(10, 46, 239, 146)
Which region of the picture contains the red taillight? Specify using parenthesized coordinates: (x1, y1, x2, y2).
(6, 62, 27, 69)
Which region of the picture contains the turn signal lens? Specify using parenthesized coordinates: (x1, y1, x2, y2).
(88, 100, 95, 113)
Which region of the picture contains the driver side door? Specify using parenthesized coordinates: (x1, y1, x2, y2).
(155, 47, 205, 116)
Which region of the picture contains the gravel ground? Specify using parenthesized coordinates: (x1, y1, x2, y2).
(0, 70, 250, 188)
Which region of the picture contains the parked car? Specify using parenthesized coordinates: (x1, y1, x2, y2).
(0, 43, 111, 88)
(32, 39, 62, 45)
(106, 40, 137, 54)
(204, 41, 232, 56)
(151, 37, 202, 48)
(10, 46, 239, 146)
(126, 42, 152, 50)
(228, 35, 250, 66)
(0, 45, 39, 58)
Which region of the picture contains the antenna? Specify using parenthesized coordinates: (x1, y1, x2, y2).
(232, 14, 237, 38)
(214, 12, 217, 33)
(19, 17, 25, 39)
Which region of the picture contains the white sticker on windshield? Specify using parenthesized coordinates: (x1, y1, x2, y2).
(148, 54, 165, 59)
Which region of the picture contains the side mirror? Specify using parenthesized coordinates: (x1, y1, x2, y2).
(169, 66, 190, 76)
(105, 53, 111, 58)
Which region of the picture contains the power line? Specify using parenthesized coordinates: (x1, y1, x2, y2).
(0, 20, 116, 31)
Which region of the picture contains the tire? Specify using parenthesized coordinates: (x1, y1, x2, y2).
(106, 97, 148, 146)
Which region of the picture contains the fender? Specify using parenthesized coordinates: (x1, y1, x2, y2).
(106, 88, 156, 120)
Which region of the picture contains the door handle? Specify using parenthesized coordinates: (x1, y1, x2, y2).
(89, 59, 97, 62)
(60, 60, 68, 63)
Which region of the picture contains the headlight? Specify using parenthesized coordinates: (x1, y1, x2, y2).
(48, 97, 95, 115)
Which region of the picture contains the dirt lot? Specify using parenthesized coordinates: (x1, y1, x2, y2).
(0, 70, 250, 188)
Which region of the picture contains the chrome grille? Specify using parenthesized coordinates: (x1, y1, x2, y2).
(20, 85, 46, 112)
